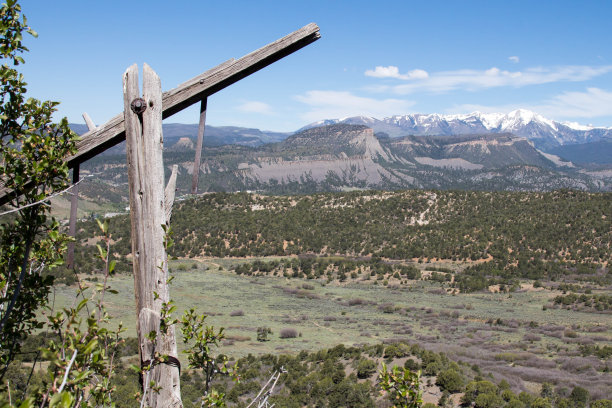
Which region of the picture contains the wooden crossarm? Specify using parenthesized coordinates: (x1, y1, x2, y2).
(69, 22, 319, 167)
(0, 23, 320, 205)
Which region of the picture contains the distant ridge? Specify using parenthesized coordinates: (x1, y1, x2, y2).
(300, 109, 612, 152)
(69, 123, 290, 149)
(71, 109, 612, 155)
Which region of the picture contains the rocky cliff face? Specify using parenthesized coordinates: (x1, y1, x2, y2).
(80, 124, 611, 195)
(236, 125, 395, 185)
(386, 133, 561, 169)
(199, 124, 605, 192)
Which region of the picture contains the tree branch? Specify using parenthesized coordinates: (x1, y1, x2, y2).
(57, 349, 78, 393)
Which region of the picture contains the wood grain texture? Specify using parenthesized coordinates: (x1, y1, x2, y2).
(65, 165, 79, 269)
(66, 113, 96, 267)
(190, 98, 207, 194)
(124, 63, 182, 408)
(165, 164, 178, 221)
(0, 23, 320, 204)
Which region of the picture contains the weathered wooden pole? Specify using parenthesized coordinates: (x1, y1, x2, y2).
(166, 165, 178, 222)
(123, 63, 182, 408)
(66, 113, 97, 268)
(190, 98, 207, 194)
(65, 165, 79, 269)
(82, 112, 97, 132)
(66, 112, 96, 269)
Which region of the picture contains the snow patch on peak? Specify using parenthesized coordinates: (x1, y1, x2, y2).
(312, 119, 340, 126)
(500, 109, 557, 131)
(337, 115, 377, 124)
(561, 121, 593, 131)
(504, 109, 537, 126)
(300, 109, 612, 148)
(508, 108, 536, 120)
(476, 112, 505, 129)
(354, 115, 377, 123)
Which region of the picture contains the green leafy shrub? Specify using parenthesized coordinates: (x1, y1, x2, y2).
(435, 368, 464, 393)
(356, 359, 377, 379)
(378, 363, 422, 408)
(256, 327, 272, 342)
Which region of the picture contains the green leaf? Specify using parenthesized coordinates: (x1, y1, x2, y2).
(18, 397, 35, 408)
(96, 218, 107, 234)
(96, 244, 107, 259)
(83, 339, 99, 355)
(60, 391, 74, 407)
(76, 298, 88, 312)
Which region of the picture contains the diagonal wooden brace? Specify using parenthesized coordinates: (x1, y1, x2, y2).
(165, 165, 178, 222)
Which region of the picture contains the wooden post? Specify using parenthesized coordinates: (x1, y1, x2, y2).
(190, 98, 207, 194)
(66, 112, 97, 268)
(165, 165, 178, 221)
(123, 63, 182, 408)
(65, 165, 79, 269)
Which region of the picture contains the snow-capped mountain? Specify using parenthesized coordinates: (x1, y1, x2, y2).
(300, 110, 612, 151)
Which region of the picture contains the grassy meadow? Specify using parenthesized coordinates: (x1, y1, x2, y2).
(49, 256, 612, 398)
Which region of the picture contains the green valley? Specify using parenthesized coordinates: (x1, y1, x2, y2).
(39, 188, 612, 406)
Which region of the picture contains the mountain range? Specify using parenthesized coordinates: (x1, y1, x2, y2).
(212, 124, 609, 192)
(67, 109, 612, 202)
(70, 109, 612, 159)
(78, 123, 612, 200)
(300, 109, 612, 152)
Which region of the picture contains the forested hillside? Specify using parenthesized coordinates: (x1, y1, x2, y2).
(170, 190, 609, 262)
(67, 189, 610, 289)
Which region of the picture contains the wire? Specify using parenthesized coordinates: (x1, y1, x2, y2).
(0, 174, 93, 218)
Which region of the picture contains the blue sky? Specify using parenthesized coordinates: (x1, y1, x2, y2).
(20, 0, 612, 131)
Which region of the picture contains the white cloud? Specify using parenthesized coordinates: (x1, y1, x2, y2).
(538, 87, 612, 118)
(294, 90, 415, 122)
(365, 65, 429, 80)
(409, 69, 430, 79)
(237, 101, 274, 115)
(365, 64, 612, 94)
(451, 87, 612, 120)
(508, 56, 520, 63)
